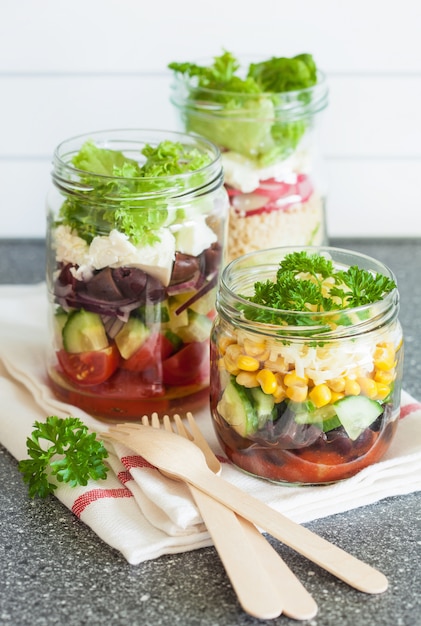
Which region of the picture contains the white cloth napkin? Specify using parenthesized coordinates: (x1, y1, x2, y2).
(1, 283, 421, 565)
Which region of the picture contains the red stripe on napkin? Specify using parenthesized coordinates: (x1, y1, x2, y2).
(120, 455, 156, 470)
(72, 488, 134, 518)
(400, 403, 421, 419)
(117, 470, 133, 485)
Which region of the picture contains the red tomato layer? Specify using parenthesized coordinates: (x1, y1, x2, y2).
(217, 419, 398, 484)
(53, 339, 210, 418)
(57, 346, 120, 386)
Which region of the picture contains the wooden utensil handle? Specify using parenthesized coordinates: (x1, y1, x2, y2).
(238, 517, 318, 620)
(185, 469, 388, 595)
(188, 484, 283, 619)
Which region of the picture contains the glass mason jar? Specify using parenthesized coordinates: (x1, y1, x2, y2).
(46, 129, 229, 420)
(210, 247, 404, 485)
(170, 61, 329, 263)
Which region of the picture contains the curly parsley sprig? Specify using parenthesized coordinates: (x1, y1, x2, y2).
(241, 251, 396, 327)
(18, 416, 109, 499)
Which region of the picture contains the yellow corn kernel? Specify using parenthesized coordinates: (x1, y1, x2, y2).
(242, 338, 270, 360)
(236, 371, 260, 388)
(273, 384, 287, 403)
(218, 335, 236, 355)
(263, 356, 287, 374)
(321, 276, 335, 297)
(373, 342, 396, 371)
(374, 369, 395, 384)
(223, 343, 244, 373)
(309, 384, 332, 408)
(272, 372, 286, 402)
(374, 383, 391, 400)
(357, 377, 378, 399)
(284, 370, 309, 387)
(330, 391, 345, 404)
(236, 355, 260, 372)
(327, 377, 346, 393)
(224, 362, 240, 375)
(256, 369, 278, 395)
(344, 378, 361, 396)
(286, 385, 308, 403)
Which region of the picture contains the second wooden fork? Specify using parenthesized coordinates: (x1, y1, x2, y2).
(141, 411, 318, 621)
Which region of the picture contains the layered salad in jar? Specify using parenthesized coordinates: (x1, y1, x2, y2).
(169, 51, 329, 262)
(46, 132, 228, 419)
(210, 248, 403, 484)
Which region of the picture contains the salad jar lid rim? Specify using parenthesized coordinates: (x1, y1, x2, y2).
(171, 68, 327, 98)
(217, 245, 399, 337)
(52, 128, 223, 184)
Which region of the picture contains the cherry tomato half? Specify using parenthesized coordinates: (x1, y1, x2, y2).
(162, 341, 209, 386)
(57, 345, 120, 386)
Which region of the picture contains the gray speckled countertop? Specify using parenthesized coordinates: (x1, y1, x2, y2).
(1, 238, 420, 626)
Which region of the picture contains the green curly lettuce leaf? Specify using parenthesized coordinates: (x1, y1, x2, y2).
(169, 50, 320, 164)
(57, 140, 212, 245)
(247, 53, 317, 93)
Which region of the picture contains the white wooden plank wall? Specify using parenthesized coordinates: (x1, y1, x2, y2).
(1, 0, 420, 239)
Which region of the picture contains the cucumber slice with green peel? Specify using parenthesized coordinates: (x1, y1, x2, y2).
(163, 329, 183, 352)
(62, 309, 109, 353)
(53, 311, 68, 348)
(138, 301, 170, 324)
(115, 317, 150, 360)
(250, 387, 276, 427)
(176, 310, 212, 343)
(293, 402, 343, 432)
(173, 287, 216, 315)
(217, 379, 258, 437)
(167, 298, 189, 329)
(293, 402, 336, 423)
(334, 395, 383, 440)
(320, 414, 342, 432)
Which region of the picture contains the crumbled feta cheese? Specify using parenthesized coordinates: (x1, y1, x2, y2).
(53, 225, 89, 266)
(53, 217, 217, 287)
(171, 216, 217, 257)
(54, 227, 176, 286)
(85, 229, 177, 286)
(222, 152, 299, 193)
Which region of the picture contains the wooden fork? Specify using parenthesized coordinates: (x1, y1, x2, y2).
(141, 412, 318, 621)
(105, 418, 388, 596)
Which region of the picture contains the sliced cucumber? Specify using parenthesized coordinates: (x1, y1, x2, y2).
(293, 402, 340, 432)
(163, 329, 183, 353)
(173, 287, 216, 315)
(250, 387, 276, 428)
(320, 414, 342, 432)
(53, 310, 68, 349)
(138, 301, 170, 324)
(62, 309, 108, 354)
(334, 395, 383, 440)
(115, 317, 150, 360)
(217, 379, 258, 437)
(167, 298, 189, 329)
(176, 310, 212, 343)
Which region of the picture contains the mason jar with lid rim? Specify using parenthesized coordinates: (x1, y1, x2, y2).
(210, 246, 404, 485)
(46, 128, 229, 420)
(170, 58, 329, 263)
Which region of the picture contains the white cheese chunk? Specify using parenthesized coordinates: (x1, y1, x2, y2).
(222, 151, 300, 193)
(53, 225, 89, 267)
(171, 216, 217, 257)
(85, 229, 176, 286)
